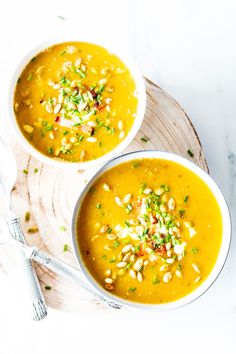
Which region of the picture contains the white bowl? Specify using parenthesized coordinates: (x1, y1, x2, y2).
(71, 150, 231, 311)
(9, 39, 146, 170)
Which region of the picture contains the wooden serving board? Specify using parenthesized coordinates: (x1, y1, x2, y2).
(1, 78, 208, 314)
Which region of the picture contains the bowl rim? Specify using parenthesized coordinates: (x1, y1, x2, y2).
(71, 150, 231, 311)
(8, 38, 146, 170)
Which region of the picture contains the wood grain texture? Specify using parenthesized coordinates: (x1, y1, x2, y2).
(0, 78, 208, 314)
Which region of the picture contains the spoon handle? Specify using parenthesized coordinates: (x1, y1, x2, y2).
(31, 247, 121, 309)
(8, 217, 48, 320)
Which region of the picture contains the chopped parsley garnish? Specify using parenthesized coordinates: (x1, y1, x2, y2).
(48, 147, 53, 155)
(152, 275, 160, 285)
(63, 244, 69, 252)
(107, 227, 112, 234)
(59, 226, 66, 232)
(23, 169, 28, 175)
(113, 240, 120, 248)
(45, 285, 51, 290)
(184, 195, 189, 202)
(179, 209, 185, 217)
(128, 287, 136, 293)
(109, 256, 116, 263)
(132, 162, 140, 168)
(191, 247, 198, 254)
(141, 136, 149, 143)
(27, 73, 33, 81)
(33, 168, 38, 173)
(187, 149, 194, 158)
(96, 203, 101, 209)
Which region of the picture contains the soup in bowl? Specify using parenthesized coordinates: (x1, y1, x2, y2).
(10, 40, 146, 169)
(72, 151, 231, 309)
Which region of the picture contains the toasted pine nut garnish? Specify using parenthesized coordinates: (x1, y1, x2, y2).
(124, 193, 132, 203)
(129, 269, 136, 279)
(105, 269, 111, 276)
(103, 183, 111, 192)
(168, 197, 175, 210)
(105, 278, 114, 284)
(122, 244, 132, 253)
(107, 234, 116, 240)
(194, 275, 202, 283)
(115, 196, 123, 207)
(118, 120, 123, 130)
(166, 258, 175, 264)
(160, 204, 167, 213)
(163, 272, 172, 283)
(155, 187, 165, 196)
(23, 125, 34, 134)
(160, 264, 169, 272)
(86, 137, 97, 143)
(143, 188, 152, 195)
(133, 258, 143, 271)
(123, 252, 131, 262)
(166, 242, 172, 251)
(116, 261, 127, 268)
(192, 263, 201, 273)
(175, 270, 182, 278)
(99, 225, 109, 234)
(119, 131, 125, 139)
(189, 227, 197, 238)
(137, 272, 143, 282)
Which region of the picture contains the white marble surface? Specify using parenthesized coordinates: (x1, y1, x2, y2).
(0, 0, 235, 353)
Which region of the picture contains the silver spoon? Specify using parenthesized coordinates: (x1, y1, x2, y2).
(0, 217, 120, 309)
(0, 137, 47, 320)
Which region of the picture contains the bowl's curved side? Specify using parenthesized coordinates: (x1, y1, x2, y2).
(71, 150, 231, 311)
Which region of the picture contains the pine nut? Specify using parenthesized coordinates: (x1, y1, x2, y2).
(163, 272, 172, 283)
(133, 258, 143, 271)
(168, 197, 175, 210)
(115, 196, 123, 207)
(116, 261, 127, 268)
(129, 269, 136, 279)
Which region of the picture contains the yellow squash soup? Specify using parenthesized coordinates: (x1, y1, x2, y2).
(14, 42, 138, 162)
(77, 159, 222, 304)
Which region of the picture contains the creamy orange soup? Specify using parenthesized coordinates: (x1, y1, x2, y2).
(14, 42, 138, 162)
(77, 159, 222, 304)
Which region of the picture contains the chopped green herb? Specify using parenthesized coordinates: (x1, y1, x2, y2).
(101, 255, 107, 260)
(30, 57, 36, 62)
(63, 244, 69, 252)
(139, 182, 147, 194)
(141, 136, 149, 143)
(191, 247, 198, 254)
(25, 211, 31, 222)
(33, 168, 38, 173)
(109, 257, 116, 263)
(113, 240, 120, 248)
(152, 275, 160, 285)
(126, 203, 133, 213)
(59, 226, 66, 232)
(132, 162, 140, 168)
(179, 209, 185, 217)
(107, 227, 112, 234)
(63, 130, 69, 135)
(160, 184, 170, 192)
(23, 169, 28, 175)
(89, 186, 96, 194)
(177, 263, 182, 270)
(187, 149, 194, 158)
(57, 15, 65, 20)
(17, 77, 21, 84)
(27, 73, 33, 81)
(45, 285, 51, 290)
(184, 195, 189, 202)
(124, 221, 130, 227)
(48, 147, 53, 154)
(45, 125, 53, 131)
(128, 287, 136, 293)
(96, 203, 101, 209)
(60, 50, 67, 56)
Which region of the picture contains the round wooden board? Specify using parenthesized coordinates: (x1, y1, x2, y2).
(1, 78, 208, 314)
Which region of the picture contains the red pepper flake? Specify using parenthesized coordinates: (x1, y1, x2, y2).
(55, 116, 60, 123)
